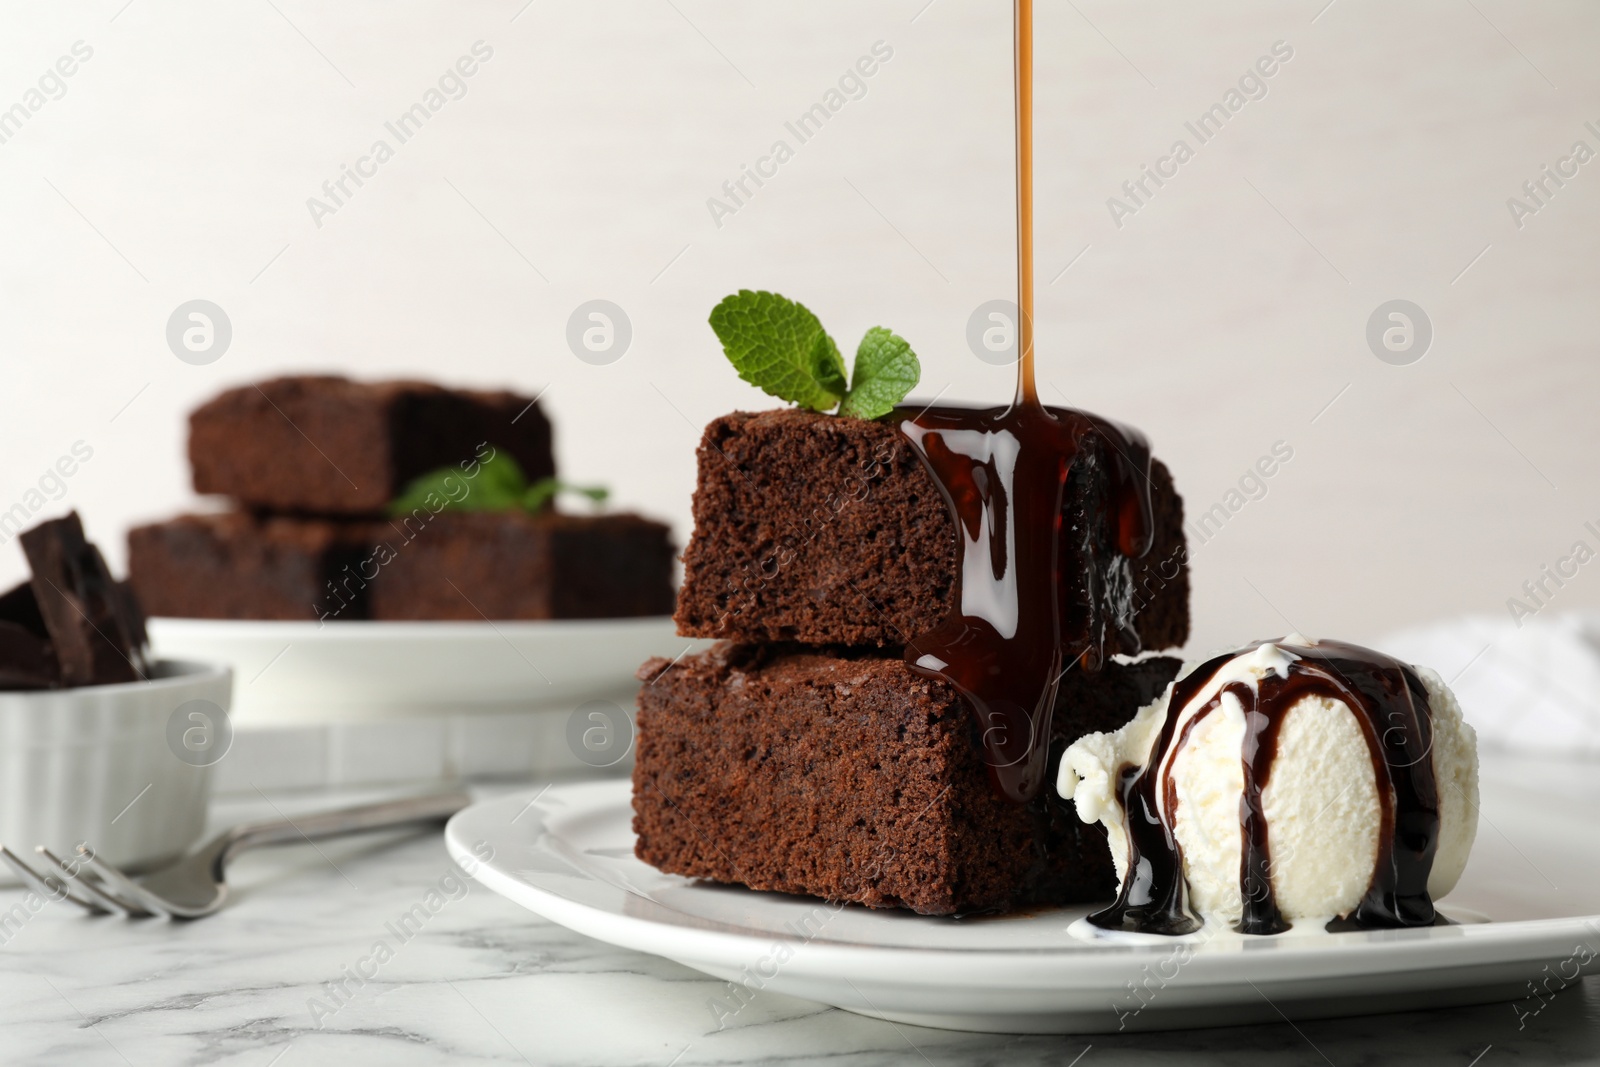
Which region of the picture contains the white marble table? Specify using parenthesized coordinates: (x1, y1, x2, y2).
(2, 784, 1596, 1067)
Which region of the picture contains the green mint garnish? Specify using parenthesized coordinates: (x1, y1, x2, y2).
(709, 290, 846, 412)
(839, 327, 920, 420)
(389, 451, 607, 517)
(470, 451, 532, 509)
(709, 290, 920, 420)
(524, 477, 609, 512)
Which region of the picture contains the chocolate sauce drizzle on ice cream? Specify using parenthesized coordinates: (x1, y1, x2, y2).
(1059, 637, 1480, 935)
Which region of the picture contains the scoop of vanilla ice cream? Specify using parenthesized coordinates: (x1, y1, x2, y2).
(1059, 643, 1479, 929)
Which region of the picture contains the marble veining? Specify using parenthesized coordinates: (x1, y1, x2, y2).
(1, 784, 1597, 1067)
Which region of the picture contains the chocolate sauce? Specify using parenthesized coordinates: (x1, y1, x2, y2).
(898, 406, 1153, 802)
(1013, 0, 1035, 398)
(1088, 639, 1442, 934)
(895, 0, 1157, 803)
(898, 0, 1439, 930)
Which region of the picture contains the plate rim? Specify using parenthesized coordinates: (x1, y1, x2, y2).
(448, 781, 1600, 988)
(148, 615, 679, 641)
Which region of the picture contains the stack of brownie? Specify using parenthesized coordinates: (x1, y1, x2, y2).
(631, 409, 1192, 916)
(129, 376, 675, 622)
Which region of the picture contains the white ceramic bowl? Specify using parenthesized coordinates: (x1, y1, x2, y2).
(0, 659, 230, 877)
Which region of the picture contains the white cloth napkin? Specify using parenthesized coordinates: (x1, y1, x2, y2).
(1378, 612, 1600, 755)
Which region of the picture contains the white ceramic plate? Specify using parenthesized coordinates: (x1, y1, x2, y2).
(149, 617, 703, 725)
(447, 769, 1600, 1034)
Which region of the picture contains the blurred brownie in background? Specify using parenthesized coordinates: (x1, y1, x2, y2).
(128, 512, 365, 621)
(189, 376, 554, 515)
(366, 511, 675, 621)
(129, 509, 676, 623)
(130, 375, 679, 623)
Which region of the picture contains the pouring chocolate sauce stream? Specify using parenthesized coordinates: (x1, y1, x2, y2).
(898, 0, 1155, 803)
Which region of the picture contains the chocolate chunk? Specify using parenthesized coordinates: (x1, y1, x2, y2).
(0, 581, 57, 690)
(18, 512, 147, 687)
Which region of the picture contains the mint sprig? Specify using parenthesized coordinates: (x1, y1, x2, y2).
(840, 327, 920, 420)
(709, 290, 920, 420)
(524, 477, 608, 512)
(389, 451, 608, 517)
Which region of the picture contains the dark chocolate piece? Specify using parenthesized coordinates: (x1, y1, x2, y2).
(632, 642, 1179, 916)
(14, 513, 147, 687)
(189, 376, 555, 514)
(0, 581, 57, 690)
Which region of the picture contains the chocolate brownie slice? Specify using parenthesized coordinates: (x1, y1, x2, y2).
(673, 408, 1189, 653)
(189, 376, 554, 514)
(366, 510, 676, 621)
(129, 513, 366, 621)
(632, 643, 1180, 916)
(129, 510, 677, 622)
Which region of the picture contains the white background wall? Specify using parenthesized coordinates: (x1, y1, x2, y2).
(1, 0, 1596, 654)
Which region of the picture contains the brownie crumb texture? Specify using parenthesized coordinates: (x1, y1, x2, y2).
(632, 643, 1179, 916)
(673, 408, 1189, 653)
(639, 405, 1195, 916)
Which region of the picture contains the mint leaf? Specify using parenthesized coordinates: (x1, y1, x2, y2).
(525, 478, 610, 512)
(388, 458, 520, 517)
(390, 450, 527, 516)
(808, 329, 847, 403)
(391, 453, 612, 517)
(708, 291, 924, 421)
(463, 452, 530, 511)
(709, 290, 846, 412)
(839, 327, 920, 419)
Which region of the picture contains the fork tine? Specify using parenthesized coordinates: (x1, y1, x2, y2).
(74, 847, 173, 919)
(0, 846, 108, 914)
(34, 847, 148, 918)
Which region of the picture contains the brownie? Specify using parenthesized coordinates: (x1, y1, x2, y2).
(366, 510, 676, 621)
(632, 643, 1180, 916)
(189, 376, 555, 514)
(129, 513, 365, 621)
(129, 510, 676, 622)
(673, 409, 1189, 653)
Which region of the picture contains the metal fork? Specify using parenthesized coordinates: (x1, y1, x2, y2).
(0, 790, 471, 919)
